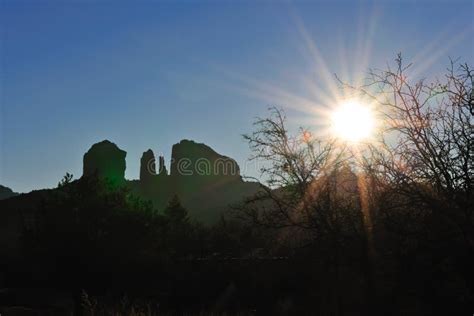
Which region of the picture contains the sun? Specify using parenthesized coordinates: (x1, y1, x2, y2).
(331, 100, 374, 142)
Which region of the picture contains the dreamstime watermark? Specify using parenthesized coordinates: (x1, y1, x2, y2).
(144, 157, 266, 177)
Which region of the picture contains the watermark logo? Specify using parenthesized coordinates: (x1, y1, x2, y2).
(144, 157, 264, 177)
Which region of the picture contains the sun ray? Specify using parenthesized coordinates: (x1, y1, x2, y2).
(354, 5, 379, 88)
(409, 25, 472, 78)
(290, 11, 342, 101)
(211, 65, 321, 114)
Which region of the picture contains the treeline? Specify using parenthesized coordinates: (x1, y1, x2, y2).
(6, 174, 277, 313)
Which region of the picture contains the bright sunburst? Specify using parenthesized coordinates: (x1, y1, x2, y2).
(219, 6, 465, 147)
(331, 100, 374, 142)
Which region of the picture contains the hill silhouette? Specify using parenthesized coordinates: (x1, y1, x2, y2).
(0, 185, 18, 200)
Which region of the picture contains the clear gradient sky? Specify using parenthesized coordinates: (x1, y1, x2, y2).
(1, 0, 473, 193)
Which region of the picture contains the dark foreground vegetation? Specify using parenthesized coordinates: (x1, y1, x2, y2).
(3, 173, 469, 315)
(0, 57, 472, 315)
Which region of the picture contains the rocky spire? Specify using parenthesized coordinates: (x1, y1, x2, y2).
(140, 149, 156, 182)
(158, 155, 168, 175)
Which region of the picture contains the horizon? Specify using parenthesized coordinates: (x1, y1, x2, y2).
(1, 0, 473, 193)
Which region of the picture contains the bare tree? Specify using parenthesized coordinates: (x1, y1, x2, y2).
(352, 54, 473, 253)
(239, 107, 371, 315)
(240, 107, 356, 233)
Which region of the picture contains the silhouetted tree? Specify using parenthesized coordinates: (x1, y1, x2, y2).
(347, 56, 473, 256)
(342, 54, 474, 312)
(351, 55, 472, 247)
(164, 195, 189, 225)
(20, 174, 166, 288)
(240, 107, 370, 314)
(57, 172, 73, 187)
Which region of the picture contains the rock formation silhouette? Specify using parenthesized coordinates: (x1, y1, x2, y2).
(79, 139, 260, 224)
(140, 149, 156, 183)
(166, 140, 257, 223)
(170, 139, 240, 178)
(158, 155, 167, 175)
(0, 137, 261, 257)
(83, 140, 126, 185)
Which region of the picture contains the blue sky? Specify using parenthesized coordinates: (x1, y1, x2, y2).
(1, 0, 473, 192)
